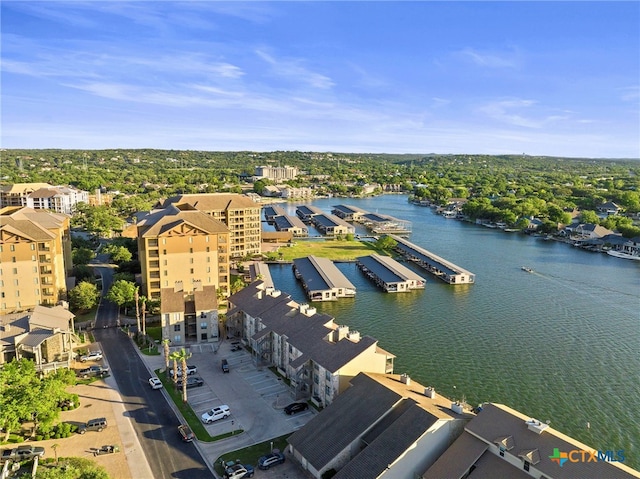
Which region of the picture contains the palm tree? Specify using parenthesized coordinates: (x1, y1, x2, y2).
(174, 348, 192, 403)
(134, 287, 141, 334)
(162, 339, 171, 377)
(169, 350, 181, 385)
(52, 443, 59, 465)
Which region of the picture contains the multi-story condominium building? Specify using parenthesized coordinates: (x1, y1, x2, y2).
(227, 281, 395, 407)
(136, 204, 230, 345)
(254, 165, 299, 180)
(25, 185, 89, 215)
(0, 207, 72, 313)
(0, 183, 52, 208)
(288, 372, 472, 479)
(423, 402, 640, 479)
(158, 194, 261, 258)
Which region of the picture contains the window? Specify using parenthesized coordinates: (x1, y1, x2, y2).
(174, 335, 181, 343)
(13, 268, 17, 274)
(190, 258, 194, 264)
(163, 281, 168, 287)
(164, 270, 168, 276)
(201, 333, 208, 340)
(33, 266, 37, 273)
(190, 268, 194, 274)
(325, 385, 331, 396)
(206, 247, 210, 252)
(200, 322, 207, 329)
(30, 244, 35, 250)
(164, 259, 168, 266)
(189, 237, 193, 243)
(499, 447, 505, 457)
(12, 256, 16, 262)
(325, 371, 331, 381)
(14, 279, 19, 286)
(189, 248, 193, 254)
(10, 244, 15, 252)
(15, 291, 20, 297)
(174, 324, 181, 331)
(523, 461, 530, 472)
(33, 278, 38, 284)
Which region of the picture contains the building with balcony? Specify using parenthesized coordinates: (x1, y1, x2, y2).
(136, 204, 231, 345)
(288, 372, 473, 479)
(0, 207, 72, 314)
(254, 165, 299, 180)
(0, 183, 52, 208)
(226, 281, 394, 407)
(158, 193, 261, 258)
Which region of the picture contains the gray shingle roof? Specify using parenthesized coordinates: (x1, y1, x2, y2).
(288, 373, 404, 471)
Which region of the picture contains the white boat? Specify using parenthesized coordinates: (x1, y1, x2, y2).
(521, 266, 534, 273)
(606, 250, 640, 261)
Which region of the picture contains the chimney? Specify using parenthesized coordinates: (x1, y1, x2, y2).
(400, 373, 411, 385)
(424, 387, 436, 399)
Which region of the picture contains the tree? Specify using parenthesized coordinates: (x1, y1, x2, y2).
(376, 235, 397, 252)
(162, 339, 171, 377)
(173, 348, 192, 403)
(169, 350, 181, 385)
(103, 244, 132, 264)
(51, 443, 59, 465)
(72, 247, 95, 265)
(106, 280, 137, 313)
(68, 282, 100, 312)
(230, 277, 246, 294)
(579, 210, 600, 225)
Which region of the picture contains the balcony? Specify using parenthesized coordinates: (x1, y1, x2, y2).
(40, 268, 53, 275)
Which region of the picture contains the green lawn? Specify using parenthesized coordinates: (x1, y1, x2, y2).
(215, 435, 290, 474)
(274, 239, 386, 262)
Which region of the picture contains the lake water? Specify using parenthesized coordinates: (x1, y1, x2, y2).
(264, 194, 640, 469)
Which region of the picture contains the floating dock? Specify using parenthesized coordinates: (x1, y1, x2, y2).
(356, 254, 426, 292)
(389, 234, 475, 284)
(311, 214, 356, 236)
(292, 255, 356, 301)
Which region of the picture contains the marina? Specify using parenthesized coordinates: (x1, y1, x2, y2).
(264, 194, 640, 469)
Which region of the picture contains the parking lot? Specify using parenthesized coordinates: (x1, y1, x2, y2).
(146, 340, 316, 478)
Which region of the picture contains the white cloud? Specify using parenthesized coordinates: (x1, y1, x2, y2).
(256, 50, 335, 90)
(458, 48, 520, 69)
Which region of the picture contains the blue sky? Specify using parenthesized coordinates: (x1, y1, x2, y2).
(2, 1, 638, 158)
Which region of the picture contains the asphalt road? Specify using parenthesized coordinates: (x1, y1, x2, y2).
(93, 263, 211, 479)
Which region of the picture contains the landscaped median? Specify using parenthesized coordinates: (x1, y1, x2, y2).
(154, 369, 243, 442)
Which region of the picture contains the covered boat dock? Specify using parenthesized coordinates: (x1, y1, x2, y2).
(356, 254, 426, 292)
(389, 234, 475, 284)
(292, 255, 356, 301)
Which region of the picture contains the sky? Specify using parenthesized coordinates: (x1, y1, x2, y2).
(1, 1, 639, 158)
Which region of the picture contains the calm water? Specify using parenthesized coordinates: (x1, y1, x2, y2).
(265, 195, 640, 469)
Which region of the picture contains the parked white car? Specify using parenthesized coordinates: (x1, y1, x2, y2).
(80, 350, 103, 362)
(148, 377, 163, 389)
(201, 405, 230, 424)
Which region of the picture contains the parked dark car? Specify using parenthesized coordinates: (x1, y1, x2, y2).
(284, 402, 309, 415)
(257, 451, 285, 470)
(78, 365, 109, 378)
(176, 376, 204, 389)
(78, 417, 107, 434)
(178, 424, 195, 442)
(221, 359, 229, 373)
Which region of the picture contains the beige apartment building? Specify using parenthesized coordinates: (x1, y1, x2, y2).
(0, 183, 52, 208)
(0, 207, 72, 314)
(159, 193, 261, 259)
(136, 204, 231, 345)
